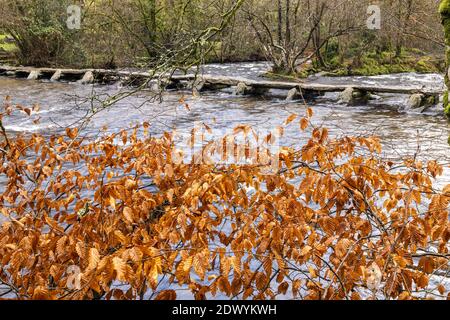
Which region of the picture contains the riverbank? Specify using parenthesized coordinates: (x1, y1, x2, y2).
(265, 50, 444, 80)
(0, 34, 16, 65)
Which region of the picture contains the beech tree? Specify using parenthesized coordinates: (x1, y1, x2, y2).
(0, 99, 449, 300)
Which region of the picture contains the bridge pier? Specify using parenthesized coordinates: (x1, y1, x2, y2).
(50, 70, 62, 81)
(235, 82, 251, 95)
(235, 82, 268, 96)
(190, 78, 206, 93)
(78, 71, 94, 84)
(339, 87, 370, 105)
(27, 70, 41, 80)
(146, 78, 182, 91)
(122, 74, 149, 87)
(286, 88, 301, 101)
(407, 93, 438, 110)
(187, 79, 230, 93)
(286, 88, 325, 101)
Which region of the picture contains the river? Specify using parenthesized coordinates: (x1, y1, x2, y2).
(1, 62, 449, 186)
(1, 62, 450, 299)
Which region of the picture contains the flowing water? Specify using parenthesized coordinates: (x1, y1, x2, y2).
(1, 62, 450, 299)
(1, 62, 449, 185)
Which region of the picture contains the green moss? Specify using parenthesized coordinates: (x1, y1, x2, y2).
(439, 0, 450, 15)
(295, 48, 442, 78)
(425, 95, 438, 106)
(445, 103, 450, 117)
(408, 48, 426, 55)
(441, 0, 450, 118)
(443, 20, 450, 46)
(321, 50, 441, 77)
(0, 34, 17, 52)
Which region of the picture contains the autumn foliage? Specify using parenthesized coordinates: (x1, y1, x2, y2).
(0, 97, 449, 300)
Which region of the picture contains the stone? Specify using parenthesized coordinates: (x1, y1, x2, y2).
(339, 87, 370, 105)
(235, 82, 252, 95)
(50, 70, 62, 81)
(78, 70, 94, 84)
(339, 87, 355, 104)
(407, 93, 439, 112)
(407, 94, 425, 109)
(27, 70, 40, 80)
(286, 88, 300, 101)
(147, 80, 161, 91)
(190, 79, 205, 92)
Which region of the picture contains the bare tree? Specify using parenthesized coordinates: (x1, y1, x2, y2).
(243, 0, 364, 74)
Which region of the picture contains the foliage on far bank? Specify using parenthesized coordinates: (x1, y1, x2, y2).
(0, 0, 83, 67)
(318, 51, 441, 78)
(0, 35, 16, 53)
(0, 0, 445, 73)
(320, 51, 443, 77)
(0, 0, 252, 69)
(265, 49, 443, 80)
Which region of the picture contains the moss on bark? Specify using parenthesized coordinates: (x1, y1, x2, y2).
(440, 0, 450, 118)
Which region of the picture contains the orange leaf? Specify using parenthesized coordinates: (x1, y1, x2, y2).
(123, 207, 134, 224)
(155, 290, 177, 300)
(300, 118, 308, 131)
(285, 113, 298, 125)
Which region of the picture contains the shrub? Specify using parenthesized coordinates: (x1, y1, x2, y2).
(1, 0, 83, 67)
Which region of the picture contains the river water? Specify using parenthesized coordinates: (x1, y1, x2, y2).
(1, 62, 450, 299)
(1, 62, 449, 186)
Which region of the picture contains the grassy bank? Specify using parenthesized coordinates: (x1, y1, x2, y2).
(325, 49, 444, 76)
(0, 34, 16, 52)
(266, 49, 445, 80)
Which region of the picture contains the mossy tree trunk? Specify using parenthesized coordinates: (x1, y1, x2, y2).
(440, 0, 450, 118)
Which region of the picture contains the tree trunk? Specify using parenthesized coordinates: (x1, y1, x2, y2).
(395, 0, 414, 58)
(143, 0, 157, 57)
(285, 0, 292, 72)
(277, 0, 283, 45)
(395, 0, 403, 58)
(440, 0, 450, 118)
